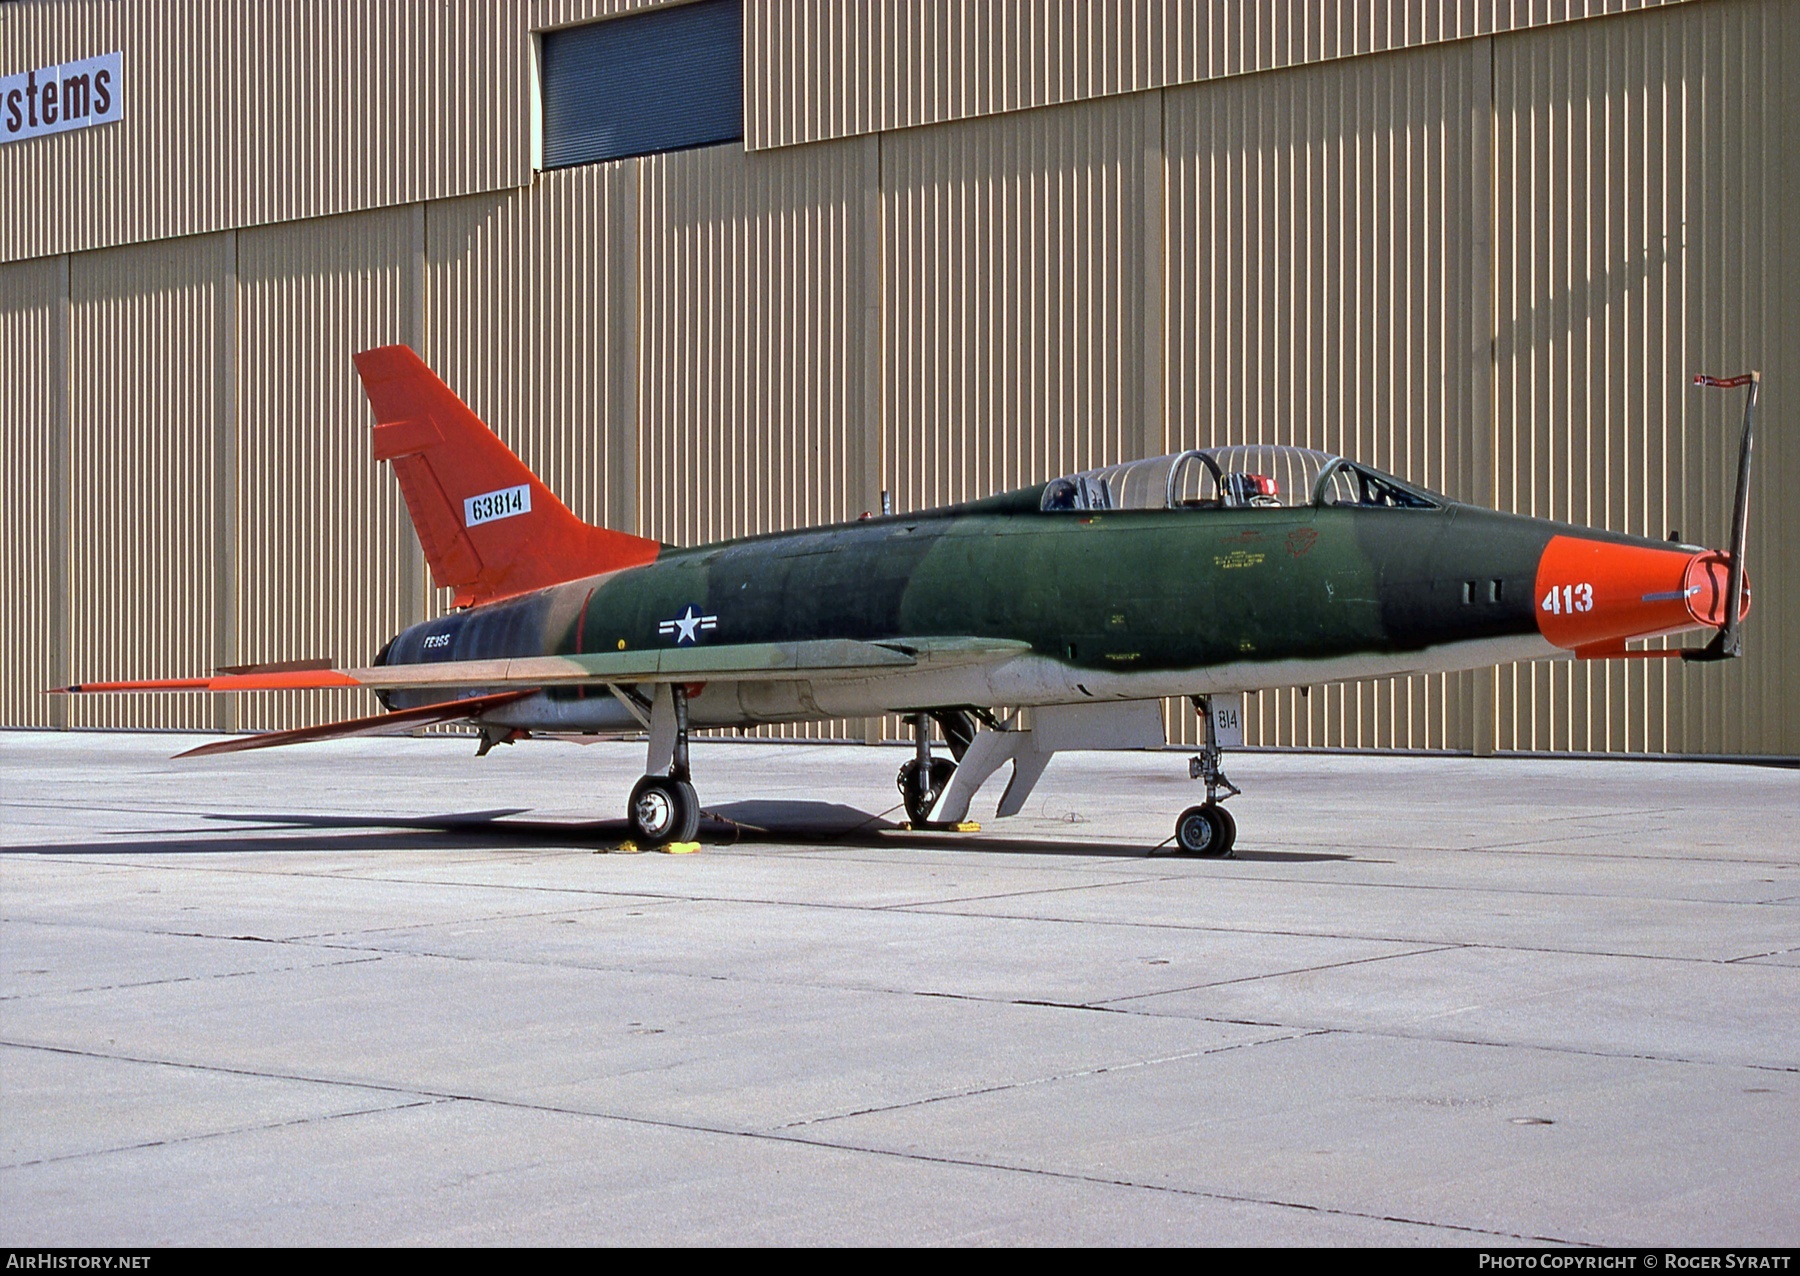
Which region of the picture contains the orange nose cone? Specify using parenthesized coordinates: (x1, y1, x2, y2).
(1534, 534, 1745, 651)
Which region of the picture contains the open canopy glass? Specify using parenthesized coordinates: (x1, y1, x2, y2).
(1040, 445, 1441, 513)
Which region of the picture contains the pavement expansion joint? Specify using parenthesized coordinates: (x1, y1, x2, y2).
(4, 1097, 450, 1172)
(1, 962, 335, 1002)
(872, 875, 1189, 910)
(1093, 943, 1464, 1004)
(1058, 1003, 1800, 1072)
(756, 1129, 1578, 1246)
(0, 1038, 452, 1101)
(900, 905, 1798, 967)
(288, 901, 661, 943)
(775, 1036, 1308, 1132)
(1270, 835, 1794, 868)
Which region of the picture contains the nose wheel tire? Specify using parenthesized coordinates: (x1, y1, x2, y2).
(897, 757, 957, 826)
(629, 775, 701, 846)
(1174, 803, 1236, 857)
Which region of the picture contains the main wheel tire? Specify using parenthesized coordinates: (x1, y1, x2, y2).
(897, 757, 958, 825)
(1174, 804, 1231, 857)
(629, 775, 701, 846)
(1215, 804, 1238, 857)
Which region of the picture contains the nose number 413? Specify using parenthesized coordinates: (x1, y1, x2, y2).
(1542, 582, 1595, 614)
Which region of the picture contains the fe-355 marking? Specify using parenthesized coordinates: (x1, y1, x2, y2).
(465, 484, 531, 527)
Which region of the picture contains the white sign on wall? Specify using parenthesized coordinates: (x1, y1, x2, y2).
(2, 51, 124, 146)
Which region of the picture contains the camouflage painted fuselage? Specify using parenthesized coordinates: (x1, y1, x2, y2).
(376, 482, 1706, 733)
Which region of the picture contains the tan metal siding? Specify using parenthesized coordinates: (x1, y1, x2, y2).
(881, 94, 1154, 513)
(1492, 0, 1797, 756)
(1164, 38, 1491, 751)
(0, 3, 239, 266)
(0, 257, 63, 726)
(746, 0, 1698, 151)
(62, 235, 225, 730)
(235, 1, 529, 230)
(0, 0, 532, 264)
(233, 208, 421, 731)
(637, 138, 873, 547)
(427, 164, 633, 574)
(529, 0, 688, 30)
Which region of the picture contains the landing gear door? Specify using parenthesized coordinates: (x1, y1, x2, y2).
(1208, 693, 1244, 748)
(1030, 699, 1167, 751)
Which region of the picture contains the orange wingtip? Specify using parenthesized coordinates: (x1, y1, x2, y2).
(54, 671, 362, 694)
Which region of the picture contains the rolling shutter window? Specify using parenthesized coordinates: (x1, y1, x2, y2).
(539, 0, 743, 168)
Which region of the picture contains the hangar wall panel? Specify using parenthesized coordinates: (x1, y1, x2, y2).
(0, 257, 62, 727)
(428, 166, 631, 575)
(746, 0, 1697, 151)
(530, 0, 694, 32)
(233, 209, 422, 731)
(1491, 0, 1797, 757)
(881, 94, 1152, 514)
(233, 1, 527, 231)
(62, 235, 224, 731)
(1164, 39, 1490, 751)
(0, 0, 533, 263)
(0, 2, 240, 265)
(637, 139, 873, 547)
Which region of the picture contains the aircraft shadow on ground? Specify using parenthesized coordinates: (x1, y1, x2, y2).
(5, 799, 1353, 863)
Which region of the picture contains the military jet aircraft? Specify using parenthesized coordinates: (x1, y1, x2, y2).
(58, 348, 1758, 856)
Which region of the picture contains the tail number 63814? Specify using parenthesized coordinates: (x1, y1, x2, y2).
(1541, 583, 1594, 615)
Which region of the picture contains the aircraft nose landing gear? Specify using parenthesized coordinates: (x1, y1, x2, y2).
(1175, 694, 1241, 857)
(1174, 802, 1236, 857)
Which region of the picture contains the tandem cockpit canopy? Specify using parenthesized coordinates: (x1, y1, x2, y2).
(1039, 445, 1441, 513)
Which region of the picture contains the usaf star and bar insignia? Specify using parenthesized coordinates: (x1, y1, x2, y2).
(658, 603, 718, 645)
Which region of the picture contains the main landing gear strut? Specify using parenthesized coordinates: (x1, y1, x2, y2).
(1175, 694, 1240, 857)
(896, 709, 975, 826)
(628, 684, 701, 845)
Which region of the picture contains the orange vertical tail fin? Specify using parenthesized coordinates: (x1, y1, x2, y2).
(353, 345, 660, 607)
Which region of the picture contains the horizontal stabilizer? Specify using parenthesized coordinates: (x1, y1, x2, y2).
(55, 670, 362, 694)
(174, 691, 531, 758)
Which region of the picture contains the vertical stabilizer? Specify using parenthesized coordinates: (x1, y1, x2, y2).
(354, 345, 660, 607)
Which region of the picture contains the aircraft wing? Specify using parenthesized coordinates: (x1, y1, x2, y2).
(54, 637, 1032, 696)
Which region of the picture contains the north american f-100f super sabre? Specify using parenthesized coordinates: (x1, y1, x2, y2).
(58, 348, 1759, 855)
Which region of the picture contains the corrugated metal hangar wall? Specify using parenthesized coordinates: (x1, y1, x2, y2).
(2, 0, 1795, 756)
